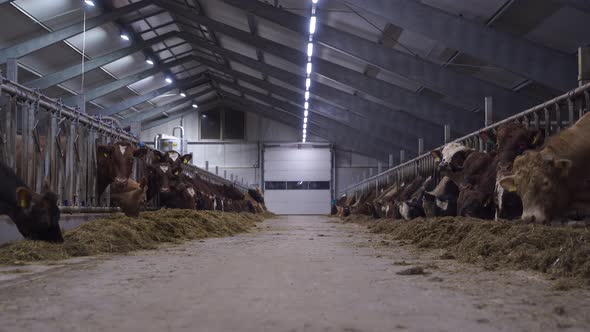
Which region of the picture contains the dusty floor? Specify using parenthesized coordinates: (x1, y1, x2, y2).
(0, 215, 589, 332)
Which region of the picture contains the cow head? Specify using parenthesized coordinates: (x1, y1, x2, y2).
(499, 152, 571, 224)
(457, 185, 494, 219)
(495, 123, 545, 162)
(111, 178, 148, 218)
(431, 143, 473, 173)
(146, 163, 184, 194)
(14, 182, 63, 243)
(153, 150, 192, 167)
(96, 142, 148, 197)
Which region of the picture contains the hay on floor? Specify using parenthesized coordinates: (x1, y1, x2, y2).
(0, 210, 267, 265)
(346, 215, 590, 281)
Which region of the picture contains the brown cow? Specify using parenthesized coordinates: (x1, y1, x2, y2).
(500, 112, 590, 224)
(110, 178, 148, 218)
(96, 141, 148, 197)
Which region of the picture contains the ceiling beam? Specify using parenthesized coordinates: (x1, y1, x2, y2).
(221, 93, 390, 161)
(100, 75, 210, 116)
(180, 40, 458, 143)
(25, 31, 180, 90)
(222, 0, 538, 119)
(141, 100, 220, 130)
(334, 0, 576, 92)
(0, 0, 155, 63)
(122, 87, 216, 124)
(62, 56, 195, 106)
(159, 2, 480, 133)
(193, 54, 437, 146)
(212, 72, 417, 153)
(215, 77, 411, 153)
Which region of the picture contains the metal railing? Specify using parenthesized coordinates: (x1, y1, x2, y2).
(0, 75, 248, 213)
(339, 81, 590, 197)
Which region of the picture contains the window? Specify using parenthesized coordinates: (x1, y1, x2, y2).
(265, 181, 331, 190)
(287, 181, 309, 190)
(309, 181, 330, 190)
(224, 109, 245, 140)
(200, 109, 221, 139)
(265, 181, 286, 190)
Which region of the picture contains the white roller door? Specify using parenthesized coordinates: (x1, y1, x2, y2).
(264, 145, 332, 215)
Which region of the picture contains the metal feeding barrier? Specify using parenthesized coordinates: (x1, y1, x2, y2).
(0, 74, 247, 213)
(338, 81, 590, 198)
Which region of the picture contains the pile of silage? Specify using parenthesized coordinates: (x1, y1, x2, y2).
(0, 210, 266, 265)
(350, 216, 590, 281)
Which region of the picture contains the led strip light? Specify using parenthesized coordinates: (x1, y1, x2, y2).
(302, 0, 319, 143)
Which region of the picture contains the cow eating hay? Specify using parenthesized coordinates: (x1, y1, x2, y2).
(0, 210, 269, 265)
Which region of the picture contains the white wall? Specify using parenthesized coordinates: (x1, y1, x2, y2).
(140, 111, 326, 187)
(334, 149, 381, 195)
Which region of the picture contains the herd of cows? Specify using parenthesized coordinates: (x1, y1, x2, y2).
(1, 143, 267, 243)
(334, 112, 590, 225)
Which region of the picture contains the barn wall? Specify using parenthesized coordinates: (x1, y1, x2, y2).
(139, 111, 326, 187)
(334, 149, 381, 195)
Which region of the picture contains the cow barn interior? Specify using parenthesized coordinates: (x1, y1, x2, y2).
(0, 0, 590, 330)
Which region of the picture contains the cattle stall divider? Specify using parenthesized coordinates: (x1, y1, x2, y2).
(0, 74, 248, 215)
(338, 81, 590, 198)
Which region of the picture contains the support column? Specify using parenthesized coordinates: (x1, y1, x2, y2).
(579, 46, 590, 87)
(485, 97, 493, 127)
(444, 125, 451, 144)
(377, 162, 382, 174)
(6, 58, 17, 81)
(400, 150, 406, 164)
(418, 138, 424, 155)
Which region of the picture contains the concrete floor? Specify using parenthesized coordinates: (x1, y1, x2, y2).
(0, 215, 589, 332)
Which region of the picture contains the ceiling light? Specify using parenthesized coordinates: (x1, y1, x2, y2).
(309, 16, 317, 34)
(312, 0, 319, 3)
(120, 32, 130, 41)
(306, 62, 312, 75)
(192, 103, 198, 108)
(305, 91, 310, 101)
(305, 78, 311, 89)
(180, 91, 186, 97)
(307, 43, 314, 57)
(303, 128, 307, 134)
(145, 58, 154, 65)
(84, 0, 95, 6)
(304, 102, 309, 109)
(304, 117, 308, 124)
(302, 138, 306, 143)
(304, 110, 309, 117)
(303, 123, 307, 129)
(165, 77, 173, 84)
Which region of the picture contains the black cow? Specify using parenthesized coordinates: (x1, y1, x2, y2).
(0, 162, 63, 242)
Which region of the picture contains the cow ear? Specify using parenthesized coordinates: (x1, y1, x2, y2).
(172, 167, 183, 176)
(181, 154, 192, 164)
(133, 147, 149, 158)
(499, 176, 517, 192)
(97, 145, 113, 158)
(16, 187, 35, 209)
(152, 150, 166, 162)
(555, 159, 572, 177)
(431, 150, 442, 162)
